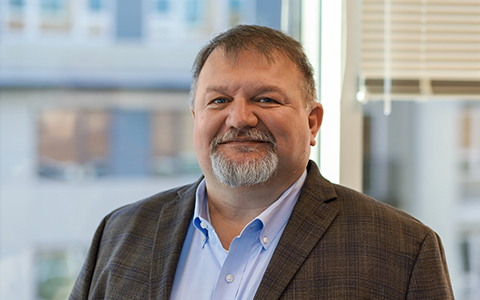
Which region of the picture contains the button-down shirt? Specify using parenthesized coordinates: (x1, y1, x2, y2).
(170, 170, 307, 300)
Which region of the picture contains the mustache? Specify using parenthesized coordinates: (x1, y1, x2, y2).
(210, 128, 276, 149)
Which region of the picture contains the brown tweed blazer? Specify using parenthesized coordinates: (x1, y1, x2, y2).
(69, 161, 454, 299)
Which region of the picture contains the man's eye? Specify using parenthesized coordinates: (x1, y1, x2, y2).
(258, 98, 276, 103)
(212, 98, 227, 104)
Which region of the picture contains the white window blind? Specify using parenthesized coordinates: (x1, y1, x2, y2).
(360, 0, 480, 101)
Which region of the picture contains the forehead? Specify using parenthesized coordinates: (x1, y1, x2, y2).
(195, 48, 302, 96)
(204, 48, 280, 72)
(214, 46, 279, 67)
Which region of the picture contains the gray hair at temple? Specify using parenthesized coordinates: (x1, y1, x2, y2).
(188, 24, 317, 110)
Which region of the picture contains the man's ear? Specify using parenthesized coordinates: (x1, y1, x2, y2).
(308, 102, 323, 146)
(191, 109, 195, 121)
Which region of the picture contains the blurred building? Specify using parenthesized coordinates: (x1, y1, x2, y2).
(0, 0, 281, 299)
(2, 0, 480, 299)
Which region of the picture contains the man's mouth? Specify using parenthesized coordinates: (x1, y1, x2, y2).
(211, 128, 276, 151)
(219, 138, 270, 144)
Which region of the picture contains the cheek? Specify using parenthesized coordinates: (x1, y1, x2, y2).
(193, 115, 219, 149)
(192, 124, 212, 168)
(192, 128, 200, 150)
(271, 120, 310, 151)
(192, 124, 209, 152)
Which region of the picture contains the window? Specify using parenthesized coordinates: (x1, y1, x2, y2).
(9, 0, 24, 8)
(35, 248, 85, 300)
(155, 0, 170, 14)
(38, 110, 110, 180)
(7, 0, 25, 28)
(229, 0, 242, 26)
(115, 0, 143, 39)
(185, 0, 204, 25)
(40, 0, 66, 14)
(37, 109, 199, 181)
(461, 233, 480, 299)
(363, 99, 480, 298)
(0, 0, 282, 298)
(459, 104, 480, 202)
(88, 0, 104, 11)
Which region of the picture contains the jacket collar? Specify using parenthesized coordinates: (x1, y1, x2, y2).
(253, 161, 339, 299)
(149, 178, 200, 299)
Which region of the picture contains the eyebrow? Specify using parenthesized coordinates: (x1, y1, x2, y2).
(204, 84, 288, 97)
(204, 86, 229, 94)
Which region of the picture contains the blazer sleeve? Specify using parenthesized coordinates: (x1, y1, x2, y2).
(69, 216, 108, 300)
(406, 230, 455, 299)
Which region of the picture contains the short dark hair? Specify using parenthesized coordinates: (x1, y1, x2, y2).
(189, 25, 317, 109)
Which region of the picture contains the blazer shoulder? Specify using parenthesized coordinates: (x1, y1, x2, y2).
(330, 183, 432, 236)
(75, 180, 200, 298)
(304, 161, 431, 237)
(107, 180, 199, 222)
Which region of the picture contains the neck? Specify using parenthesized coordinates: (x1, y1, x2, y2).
(205, 171, 303, 250)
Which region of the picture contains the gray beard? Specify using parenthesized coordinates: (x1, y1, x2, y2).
(210, 129, 278, 188)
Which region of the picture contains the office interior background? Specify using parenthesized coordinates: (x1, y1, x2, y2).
(1, 0, 479, 299)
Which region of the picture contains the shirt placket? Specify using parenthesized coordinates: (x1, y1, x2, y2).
(211, 224, 260, 300)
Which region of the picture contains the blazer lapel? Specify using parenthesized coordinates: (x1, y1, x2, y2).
(254, 162, 339, 300)
(149, 179, 200, 300)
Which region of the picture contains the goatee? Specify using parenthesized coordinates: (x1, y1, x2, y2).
(210, 128, 278, 187)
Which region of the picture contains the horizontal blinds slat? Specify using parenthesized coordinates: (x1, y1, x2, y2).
(363, 43, 480, 51)
(364, 0, 480, 5)
(363, 32, 480, 42)
(363, 24, 480, 33)
(362, 62, 480, 69)
(363, 15, 480, 24)
(363, 52, 480, 61)
(362, 71, 480, 79)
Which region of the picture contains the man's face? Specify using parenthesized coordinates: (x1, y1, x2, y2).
(192, 48, 322, 187)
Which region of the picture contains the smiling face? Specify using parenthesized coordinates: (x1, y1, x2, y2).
(192, 48, 323, 188)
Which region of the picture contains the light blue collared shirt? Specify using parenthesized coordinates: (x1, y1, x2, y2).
(170, 170, 307, 300)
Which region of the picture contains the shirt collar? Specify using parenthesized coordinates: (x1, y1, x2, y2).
(254, 170, 307, 249)
(193, 179, 210, 243)
(193, 170, 307, 249)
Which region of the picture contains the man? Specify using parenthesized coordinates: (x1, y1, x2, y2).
(70, 25, 454, 299)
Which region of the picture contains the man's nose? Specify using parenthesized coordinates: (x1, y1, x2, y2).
(226, 99, 258, 129)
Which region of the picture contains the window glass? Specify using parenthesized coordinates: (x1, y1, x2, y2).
(9, 0, 24, 8)
(88, 0, 103, 11)
(35, 249, 84, 300)
(363, 100, 480, 298)
(185, 0, 204, 25)
(0, 1, 282, 299)
(459, 104, 480, 202)
(38, 109, 199, 181)
(115, 0, 143, 39)
(229, 0, 242, 26)
(40, 0, 66, 14)
(155, 0, 170, 14)
(38, 110, 110, 180)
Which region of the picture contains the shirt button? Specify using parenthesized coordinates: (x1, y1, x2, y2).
(226, 274, 234, 283)
(200, 221, 207, 229)
(263, 237, 269, 244)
